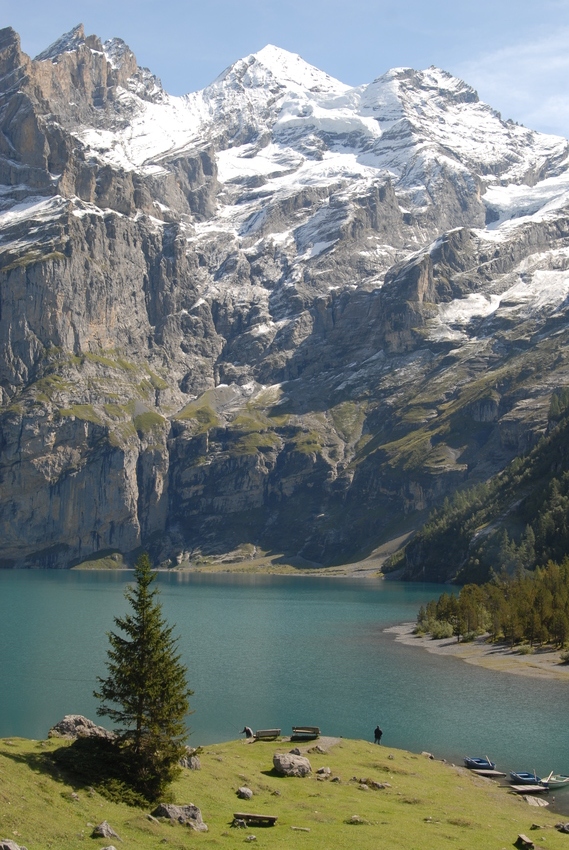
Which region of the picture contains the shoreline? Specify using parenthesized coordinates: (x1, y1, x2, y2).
(386, 622, 569, 681)
(70, 563, 386, 577)
(70, 533, 415, 576)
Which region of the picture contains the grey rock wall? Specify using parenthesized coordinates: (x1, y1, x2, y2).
(1, 25, 568, 567)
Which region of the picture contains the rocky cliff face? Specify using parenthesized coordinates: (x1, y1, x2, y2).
(1, 24, 569, 568)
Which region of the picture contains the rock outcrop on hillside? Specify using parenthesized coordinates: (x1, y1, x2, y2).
(1, 24, 569, 568)
(48, 714, 116, 741)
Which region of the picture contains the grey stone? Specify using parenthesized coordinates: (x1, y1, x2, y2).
(91, 821, 121, 840)
(180, 754, 201, 770)
(180, 745, 202, 768)
(49, 715, 116, 741)
(0, 841, 28, 850)
(273, 753, 312, 777)
(151, 803, 208, 832)
(237, 786, 253, 800)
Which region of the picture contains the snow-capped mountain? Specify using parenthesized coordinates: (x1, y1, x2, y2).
(1, 24, 569, 569)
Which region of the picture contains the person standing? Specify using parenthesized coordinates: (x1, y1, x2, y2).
(374, 725, 383, 744)
(241, 726, 254, 739)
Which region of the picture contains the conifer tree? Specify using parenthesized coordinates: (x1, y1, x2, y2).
(94, 553, 192, 800)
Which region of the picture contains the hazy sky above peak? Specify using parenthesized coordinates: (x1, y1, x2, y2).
(6, 0, 569, 138)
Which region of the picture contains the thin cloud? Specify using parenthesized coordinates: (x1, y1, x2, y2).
(456, 29, 569, 138)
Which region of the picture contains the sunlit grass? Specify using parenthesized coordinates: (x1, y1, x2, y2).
(0, 736, 567, 850)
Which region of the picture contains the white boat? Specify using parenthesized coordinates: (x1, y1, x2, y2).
(545, 772, 569, 788)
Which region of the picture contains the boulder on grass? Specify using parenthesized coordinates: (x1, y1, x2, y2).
(237, 786, 253, 800)
(91, 821, 121, 840)
(179, 745, 201, 769)
(1, 841, 28, 850)
(48, 715, 116, 741)
(273, 753, 311, 777)
(151, 803, 208, 832)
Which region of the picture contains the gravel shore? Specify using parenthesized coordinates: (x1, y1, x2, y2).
(385, 623, 569, 681)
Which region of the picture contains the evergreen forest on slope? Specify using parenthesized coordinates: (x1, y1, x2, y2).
(399, 389, 569, 584)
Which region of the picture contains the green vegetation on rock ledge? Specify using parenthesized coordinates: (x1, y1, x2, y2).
(59, 404, 102, 425)
(133, 411, 166, 435)
(2, 735, 568, 850)
(2, 249, 66, 272)
(174, 402, 219, 432)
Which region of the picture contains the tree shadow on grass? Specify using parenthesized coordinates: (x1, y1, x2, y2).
(2, 738, 148, 806)
(1, 745, 64, 783)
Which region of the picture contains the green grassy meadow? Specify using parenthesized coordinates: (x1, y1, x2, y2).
(0, 735, 566, 850)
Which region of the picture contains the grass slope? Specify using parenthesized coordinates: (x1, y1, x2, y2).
(0, 735, 566, 850)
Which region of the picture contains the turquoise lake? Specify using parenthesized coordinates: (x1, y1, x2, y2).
(1, 570, 568, 784)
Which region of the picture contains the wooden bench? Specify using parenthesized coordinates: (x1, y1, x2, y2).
(254, 728, 281, 740)
(233, 813, 278, 827)
(291, 726, 320, 740)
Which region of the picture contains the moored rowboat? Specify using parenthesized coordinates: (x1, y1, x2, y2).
(545, 773, 569, 788)
(510, 771, 547, 786)
(464, 756, 496, 770)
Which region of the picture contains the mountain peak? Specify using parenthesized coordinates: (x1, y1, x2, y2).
(253, 44, 345, 89)
(214, 44, 349, 96)
(34, 24, 86, 62)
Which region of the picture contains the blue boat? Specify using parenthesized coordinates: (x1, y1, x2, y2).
(510, 771, 548, 787)
(464, 756, 496, 770)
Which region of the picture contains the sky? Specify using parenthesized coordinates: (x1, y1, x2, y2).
(4, 0, 569, 138)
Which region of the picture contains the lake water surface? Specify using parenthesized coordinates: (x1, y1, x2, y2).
(1, 570, 568, 784)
